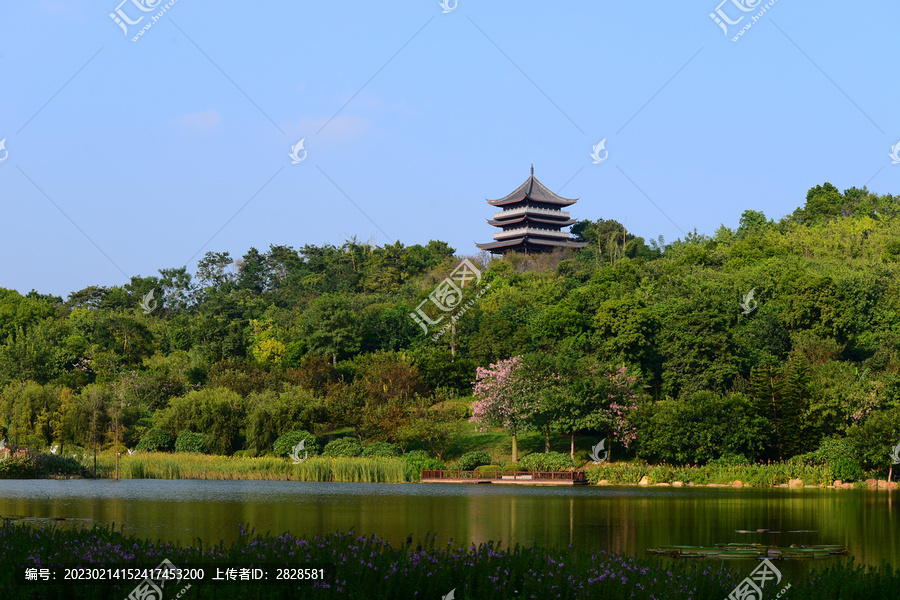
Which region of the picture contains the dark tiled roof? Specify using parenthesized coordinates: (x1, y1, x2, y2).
(475, 237, 526, 250)
(486, 172, 578, 206)
(487, 215, 577, 227)
(475, 236, 587, 251)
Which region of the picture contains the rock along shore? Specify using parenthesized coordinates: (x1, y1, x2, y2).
(593, 477, 899, 489)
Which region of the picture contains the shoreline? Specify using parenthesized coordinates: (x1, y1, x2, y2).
(6, 452, 898, 489)
(595, 478, 898, 490)
(20, 474, 900, 489)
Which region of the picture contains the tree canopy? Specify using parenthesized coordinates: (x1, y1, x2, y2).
(2, 184, 900, 468)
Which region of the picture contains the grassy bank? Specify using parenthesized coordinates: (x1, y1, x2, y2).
(0, 522, 896, 599)
(7, 448, 891, 488)
(584, 460, 892, 487)
(10, 426, 893, 487)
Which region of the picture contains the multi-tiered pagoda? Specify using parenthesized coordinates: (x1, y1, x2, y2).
(476, 166, 587, 255)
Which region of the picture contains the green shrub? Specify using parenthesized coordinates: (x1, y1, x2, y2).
(156, 388, 244, 455)
(634, 392, 771, 463)
(791, 438, 864, 482)
(0, 449, 86, 479)
(42, 453, 88, 477)
(403, 450, 430, 461)
(273, 430, 319, 458)
(474, 464, 501, 475)
(136, 428, 173, 453)
(520, 451, 576, 471)
(707, 453, 750, 468)
(245, 386, 327, 453)
(174, 431, 205, 454)
(474, 464, 519, 475)
(361, 442, 401, 458)
(401, 450, 445, 481)
(848, 407, 900, 470)
(455, 450, 493, 470)
(322, 437, 363, 458)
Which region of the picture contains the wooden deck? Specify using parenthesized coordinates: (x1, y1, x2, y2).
(421, 469, 587, 486)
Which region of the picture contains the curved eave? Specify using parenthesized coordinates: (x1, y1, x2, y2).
(487, 196, 577, 208)
(476, 236, 588, 251)
(488, 215, 577, 227)
(475, 237, 526, 250)
(486, 173, 579, 206)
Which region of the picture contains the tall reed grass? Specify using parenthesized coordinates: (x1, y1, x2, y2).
(297, 457, 405, 483)
(95, 452, 408, 482)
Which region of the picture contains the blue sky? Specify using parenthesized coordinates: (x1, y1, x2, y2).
(1, 1, 898, 298)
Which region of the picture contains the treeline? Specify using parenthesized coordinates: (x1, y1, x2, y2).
(1, 183, 900, 468)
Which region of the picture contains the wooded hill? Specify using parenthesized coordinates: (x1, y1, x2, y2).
(2, 182, 899, 468)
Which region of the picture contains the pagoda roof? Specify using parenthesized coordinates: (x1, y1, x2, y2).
(486, 167, 578, 207)
(476, 237, 526, 251)
(487, 215, 577, 227)
(476, 236, 587, 251)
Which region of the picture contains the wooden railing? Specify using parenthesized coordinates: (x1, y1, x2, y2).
(421, 469, 586, 482)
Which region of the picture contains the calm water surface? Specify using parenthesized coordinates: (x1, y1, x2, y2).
(1, 480, 897, 570)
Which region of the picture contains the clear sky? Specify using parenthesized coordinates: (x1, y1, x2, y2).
(1, 1, 898, 298)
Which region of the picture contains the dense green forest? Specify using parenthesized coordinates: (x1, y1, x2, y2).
(2, 182, 900, 471)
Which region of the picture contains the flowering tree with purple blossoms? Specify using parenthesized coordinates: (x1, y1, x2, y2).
(562, 363, 642, 460)
(602, 366, 640, 450)
(470, 356, 534, 463)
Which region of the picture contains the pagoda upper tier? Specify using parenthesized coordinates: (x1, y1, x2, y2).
(476, 166, 588, 255)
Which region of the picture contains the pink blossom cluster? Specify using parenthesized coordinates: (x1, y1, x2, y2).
(470, 356, 533, 434)
(850, 381, 884, 423)
(601, 366, 640, 448)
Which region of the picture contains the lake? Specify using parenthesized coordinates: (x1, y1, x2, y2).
(1, 480, 897, 572)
